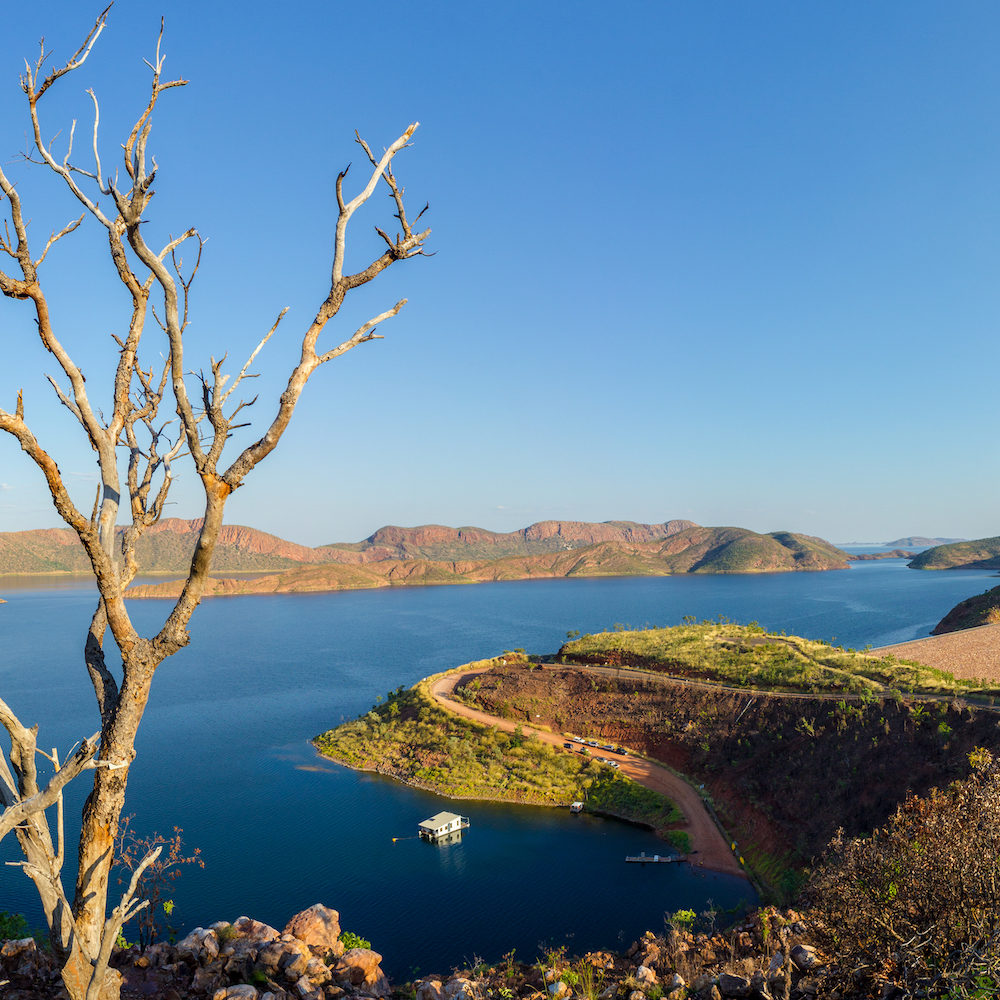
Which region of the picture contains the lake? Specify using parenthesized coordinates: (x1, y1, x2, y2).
(0, 556, 995, 976)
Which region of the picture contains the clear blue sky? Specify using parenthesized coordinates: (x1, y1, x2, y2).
(1, 1, 998, 546)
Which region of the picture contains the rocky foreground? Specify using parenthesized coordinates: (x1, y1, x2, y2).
(0, 903, 838, 1000)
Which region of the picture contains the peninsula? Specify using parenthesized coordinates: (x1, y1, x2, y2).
(908, 534, 1000, 570)
(315, 622, 1000, 906)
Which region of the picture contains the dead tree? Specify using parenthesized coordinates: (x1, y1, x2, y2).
(0, 9, 430, 1000)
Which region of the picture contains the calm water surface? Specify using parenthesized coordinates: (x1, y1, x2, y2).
(1, 559, 995, 975)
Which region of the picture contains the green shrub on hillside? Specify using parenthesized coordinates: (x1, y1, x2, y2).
(314, 662, 681, 829)
(0, 911, 28, 940)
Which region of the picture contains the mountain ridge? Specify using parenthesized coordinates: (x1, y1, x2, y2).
(124, 526, 852, 599)
(0, 517, 699, 575)
(884, 535, 966, 547)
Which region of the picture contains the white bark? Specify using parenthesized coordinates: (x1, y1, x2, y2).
(0, 9, 430, 1000)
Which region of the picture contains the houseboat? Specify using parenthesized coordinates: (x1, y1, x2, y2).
(418, 811, 470, 842)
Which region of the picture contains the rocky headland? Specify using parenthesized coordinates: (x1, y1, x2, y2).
(931, 585, 1000, 635)
(907, 535, 1000, 571)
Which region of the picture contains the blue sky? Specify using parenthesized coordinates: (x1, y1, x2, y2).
(1, 1, 998, 546)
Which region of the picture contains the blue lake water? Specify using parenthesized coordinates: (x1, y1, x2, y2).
(0, 558, 995, 976)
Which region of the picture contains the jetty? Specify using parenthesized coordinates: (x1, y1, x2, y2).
(625, 851, 687, 864)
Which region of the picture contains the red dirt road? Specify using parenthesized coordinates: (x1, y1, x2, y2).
(429, 669, 748, 880)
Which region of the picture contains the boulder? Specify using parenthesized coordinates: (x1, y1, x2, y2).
(284, 905, 343, 957)
(293, 975, 321, 999)
(0, 938, 36, 959)
(257, 941, 300, 974)
(305, 956, 332, 984)
(190, 963, 224, 995)
(212, 987, 260, 1000)
(718, 973, 750, 997)
(629, 991, 645, 1000)
(338, 948, 383, 986)
(789, 945, 817, 972)
(666, 974, 685, 991)
(636, 966, 657, 986)
(234, 917, 282, 943)
(282, 946, 312, 981)
(548, 982, 570, 998)
(445, 978, 477, 999)
(767, 954, 785, 976)
(415, 979, 445, 1000)
(177, 927, 220, 964)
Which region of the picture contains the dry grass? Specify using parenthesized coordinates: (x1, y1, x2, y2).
(561, 622, 1000, 696)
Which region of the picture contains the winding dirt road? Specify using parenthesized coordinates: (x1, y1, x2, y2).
(429, 668, 748, 880)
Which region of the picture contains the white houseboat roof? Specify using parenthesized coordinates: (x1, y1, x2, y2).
(418, 811, 463, 830)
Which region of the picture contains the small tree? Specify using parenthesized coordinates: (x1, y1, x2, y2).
(806, 748, 1000, 998)
(0, 9, 429, 1000)
(114, 818, 203, 951)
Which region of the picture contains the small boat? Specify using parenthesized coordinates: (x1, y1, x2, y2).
(625, 851, 687, 864)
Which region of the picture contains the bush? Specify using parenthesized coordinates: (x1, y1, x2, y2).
(0, 911, 29, 940)
(806, 748, 1000, 997)
(340, 930, 371, 950)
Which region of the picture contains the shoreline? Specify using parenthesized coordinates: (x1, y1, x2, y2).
(315, 662, 750, 881)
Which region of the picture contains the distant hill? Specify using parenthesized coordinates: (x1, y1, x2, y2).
(847, 549, 917, 561)
(0, 518, 334, 575)
(0, 527, 93, 574)
(885, 536, 966, 547)
(318, 519, 697, 562)
(0, 518, 851, 589)
(908, 536, 1000, 571)
(125, 526, 852, 599)
(0, 517, 698, 575)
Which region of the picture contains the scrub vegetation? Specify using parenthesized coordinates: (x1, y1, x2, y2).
(560, 621, 1000, 697)
(465, 655, 1000, 904)
(313, 661, 684, 834)
(806, 748, 1000, 998)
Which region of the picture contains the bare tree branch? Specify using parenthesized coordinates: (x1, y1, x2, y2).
(0, 12, 430, 997)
